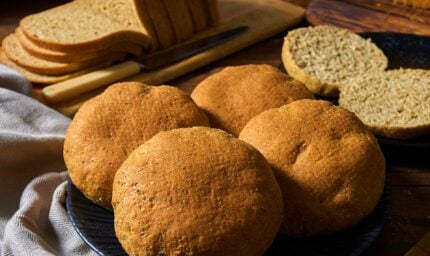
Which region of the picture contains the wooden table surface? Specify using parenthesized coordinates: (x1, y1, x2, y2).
(0, 1, 428, 255)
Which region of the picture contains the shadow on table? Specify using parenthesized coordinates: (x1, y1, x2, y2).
(380, 144, 430, 168)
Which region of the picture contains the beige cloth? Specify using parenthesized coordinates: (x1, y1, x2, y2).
(0, 64, 96, 256)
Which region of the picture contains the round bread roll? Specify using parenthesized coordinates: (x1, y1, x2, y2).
(239, 99, 385, 236)
(112, 127, 283, 256)
(191, 64, 314, 136)
(64, 82, 209, 209)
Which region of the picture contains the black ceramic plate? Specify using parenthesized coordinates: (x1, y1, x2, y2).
(66, 179, 390, 256)
(280, 32, 430, 150)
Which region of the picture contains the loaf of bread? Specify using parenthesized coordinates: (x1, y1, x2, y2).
(2, 0, 220, 84)
(113, 127, 283, 256)
(339, 69, 430, 139)
(239, 99, 385, 236)
(191, 64, 314, 136)
(282, 25, 388, 96)
(64, 82, 209, 209)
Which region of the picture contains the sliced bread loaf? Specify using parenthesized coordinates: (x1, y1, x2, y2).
(339, 69, 430, 139)
(2, 33, 125, 75)
(20, 1, 154, 52)
(0, 50, 111, 84)
(163, 0, 195, 42)
(16, 28, 142, 62)
(282, 25, 388, 96)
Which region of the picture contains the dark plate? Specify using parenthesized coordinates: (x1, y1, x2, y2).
(280, 32, 430, 150)
(66, 179, 390, 256)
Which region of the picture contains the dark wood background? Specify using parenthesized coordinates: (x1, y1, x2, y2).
(0, 1, 428, 255)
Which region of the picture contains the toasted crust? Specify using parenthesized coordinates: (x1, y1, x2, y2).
(112, 127, 283, 256)
(191, 64, 314, 136)
(282, 25, 388, 97)
(64, 83, 209, 209)
(339, 69, 430, 139)
(239, 99, 385, 236)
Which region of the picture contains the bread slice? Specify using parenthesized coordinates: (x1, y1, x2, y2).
(282, 25, 388, 96)
(2, 33, 125, 75)
(16, 28, 142, 62)
(143, 0, 176, 49)
(20, 1, 155, 52)
(0, 50, 110, 84)
(79, 0, 158, 50)
(162, 0, 195, 42)
(186, 0, 209, 32)
(339, 69, 430, 139)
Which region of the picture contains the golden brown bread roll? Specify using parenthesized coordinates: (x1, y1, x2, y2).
(191, 64, 314, 136)
(64, 82, 209, 209)
(112, 127, 283, 256)
(239, 99, 385, 236)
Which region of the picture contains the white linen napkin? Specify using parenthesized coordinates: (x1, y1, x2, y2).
(0, 64, 96, 256)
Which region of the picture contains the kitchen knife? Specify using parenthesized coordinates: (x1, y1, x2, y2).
(42, 26, 248, 104)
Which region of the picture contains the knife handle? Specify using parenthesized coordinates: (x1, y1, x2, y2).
(42, 61, 141, 104)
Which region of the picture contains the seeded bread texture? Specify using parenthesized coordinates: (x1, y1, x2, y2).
(282, 25, 388, 96)
(239, 99, 385, 236)
(191, 64, 314, 136)
(339, 69, 430, 139)
(80, 0, 157, 50)
(20, 1, 154, 51)
(163, 0, 195, 42)
(2, 33, 125, 75)
(64, 82, 209, 209)
(16, 28, 142, 62)
(0, 50, 109, 84)
(143, 0, 176, 49)
(112, 127, 283, 256)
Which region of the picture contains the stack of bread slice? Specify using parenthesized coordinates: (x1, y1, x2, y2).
(1, 0, 219, 84)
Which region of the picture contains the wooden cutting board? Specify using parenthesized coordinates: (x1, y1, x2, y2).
(306, 0, 430, 35)
(52, 0, 305, 116)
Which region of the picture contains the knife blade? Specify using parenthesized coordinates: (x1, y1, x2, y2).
(42, 26, 249, 104)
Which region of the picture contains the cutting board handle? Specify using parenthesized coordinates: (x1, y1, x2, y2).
(42, 61, 141, 104)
